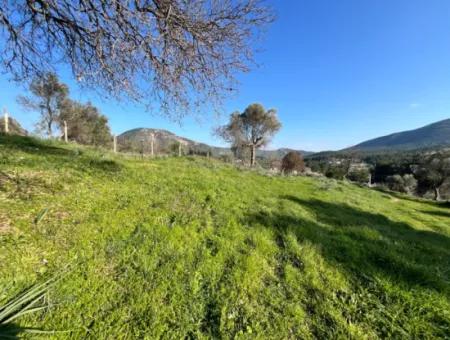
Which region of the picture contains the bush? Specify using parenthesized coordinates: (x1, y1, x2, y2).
(325, 165, 346, 180)
(402, 174, 418, 194)
(281, 151, 305, 174)
(219, 154, 234, 163)
(386, 175, 405, 192)
(347, 168, 370, 184)
(386, 174, 417, 194)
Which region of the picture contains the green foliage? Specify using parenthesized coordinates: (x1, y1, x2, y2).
(59, 100, 112, 146)
(0, 276, 58, 337)
(306, 150, 450, 199)
(17, 73, 69, 137)
(325, 165, 347, 180)
(415, 153, 450, 200)
(1, 135, 449, 338)
(347, 168, 370, 184)
(386, 174, 418, 194)
(217, 103, 281, 166)
(168, 141, 185, 156)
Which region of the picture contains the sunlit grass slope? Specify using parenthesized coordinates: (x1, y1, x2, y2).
(1, 134, 449, 338)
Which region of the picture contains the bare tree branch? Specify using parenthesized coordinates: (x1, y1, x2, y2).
(1, 0, 274, 119)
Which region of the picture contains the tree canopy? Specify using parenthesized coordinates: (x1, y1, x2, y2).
(1, 0, 273, 118)
(415, 153, 450, 200)
(59, 100, 112, 146)
(217, 103, 281, 166)
(17, 73, 68, 136)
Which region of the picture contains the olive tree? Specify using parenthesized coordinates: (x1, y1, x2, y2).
(17, 73, 68, 136)
(58, 100, 112, 146)
(415, 153, 450, 201)
(1, 0, 273, 118)
(217, 103, 281, 166)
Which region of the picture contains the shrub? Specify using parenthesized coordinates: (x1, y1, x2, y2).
(219, 154, 234, 163)
(347, 168, 370, 184)
(402, 174, 418, 194)
(281, 151, 305, 174)
(386, 174, 417, 194)
(325, 165, 346, 180)
(386, 174, 405, 192)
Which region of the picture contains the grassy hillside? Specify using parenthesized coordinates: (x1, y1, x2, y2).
(1, 134, 449, 339)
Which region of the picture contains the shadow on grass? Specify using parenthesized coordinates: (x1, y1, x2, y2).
(373, 187, 450, 209)
(0, 324, 22, 339)
(245, 195, 450, 295)
(0, 134, 72, 156)
(419, 210, 450, 219)
(0, 134, 121, 174)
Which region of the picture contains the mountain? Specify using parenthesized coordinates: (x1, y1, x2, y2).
(257, 148, 314, 159)
(0, 116, 28, 136)
(117, 128, 227, 156)
(348, 118, 450, 151)
(118, 128, 312, 158)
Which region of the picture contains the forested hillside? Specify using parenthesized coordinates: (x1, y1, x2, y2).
(349, 119, 450, 151)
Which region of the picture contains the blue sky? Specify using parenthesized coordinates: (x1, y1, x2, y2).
(1, 0, 450, 151)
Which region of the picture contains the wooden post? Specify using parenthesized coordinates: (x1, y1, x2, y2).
(3, 108, 9, 133)
(178, 142, 182, 157)
(207, 151, 210, 159)
(150, 133, 154, 157)
(113, 135, 117, 153)
(64, 120, 68, 142)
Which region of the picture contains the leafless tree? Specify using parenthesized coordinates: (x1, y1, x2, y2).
(1, 0, 273, 118)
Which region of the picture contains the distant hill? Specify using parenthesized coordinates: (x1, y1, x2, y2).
(117, 128, 230, 157)
(347, 119, 450, 151)
(256, 148, 314, 159)
(0, 116, 28, 136)
(118, 128, 313, 158)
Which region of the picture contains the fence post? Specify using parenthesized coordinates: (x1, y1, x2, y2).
(3, 108, 9, 133)
(64, 120, 68, 142)
(150, 133, 154, 157)
(178, 142, 182, 157)
(113, 135, 117, 153)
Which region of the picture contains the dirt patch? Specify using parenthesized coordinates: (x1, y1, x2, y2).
(0, 214, 12, 234)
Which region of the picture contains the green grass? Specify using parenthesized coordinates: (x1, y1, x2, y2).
(0, 134, 449, 338)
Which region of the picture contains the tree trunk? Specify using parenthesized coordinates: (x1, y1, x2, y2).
(434, 187, 441, 201)
(47, 120, 52, 137)
(250, 144, 256, 167)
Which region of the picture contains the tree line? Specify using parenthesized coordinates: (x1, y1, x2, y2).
(307, 150, 450, 201)
(18, 73, 112, 147)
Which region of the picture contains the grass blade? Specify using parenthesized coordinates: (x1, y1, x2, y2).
(33, 208, 49, 225)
